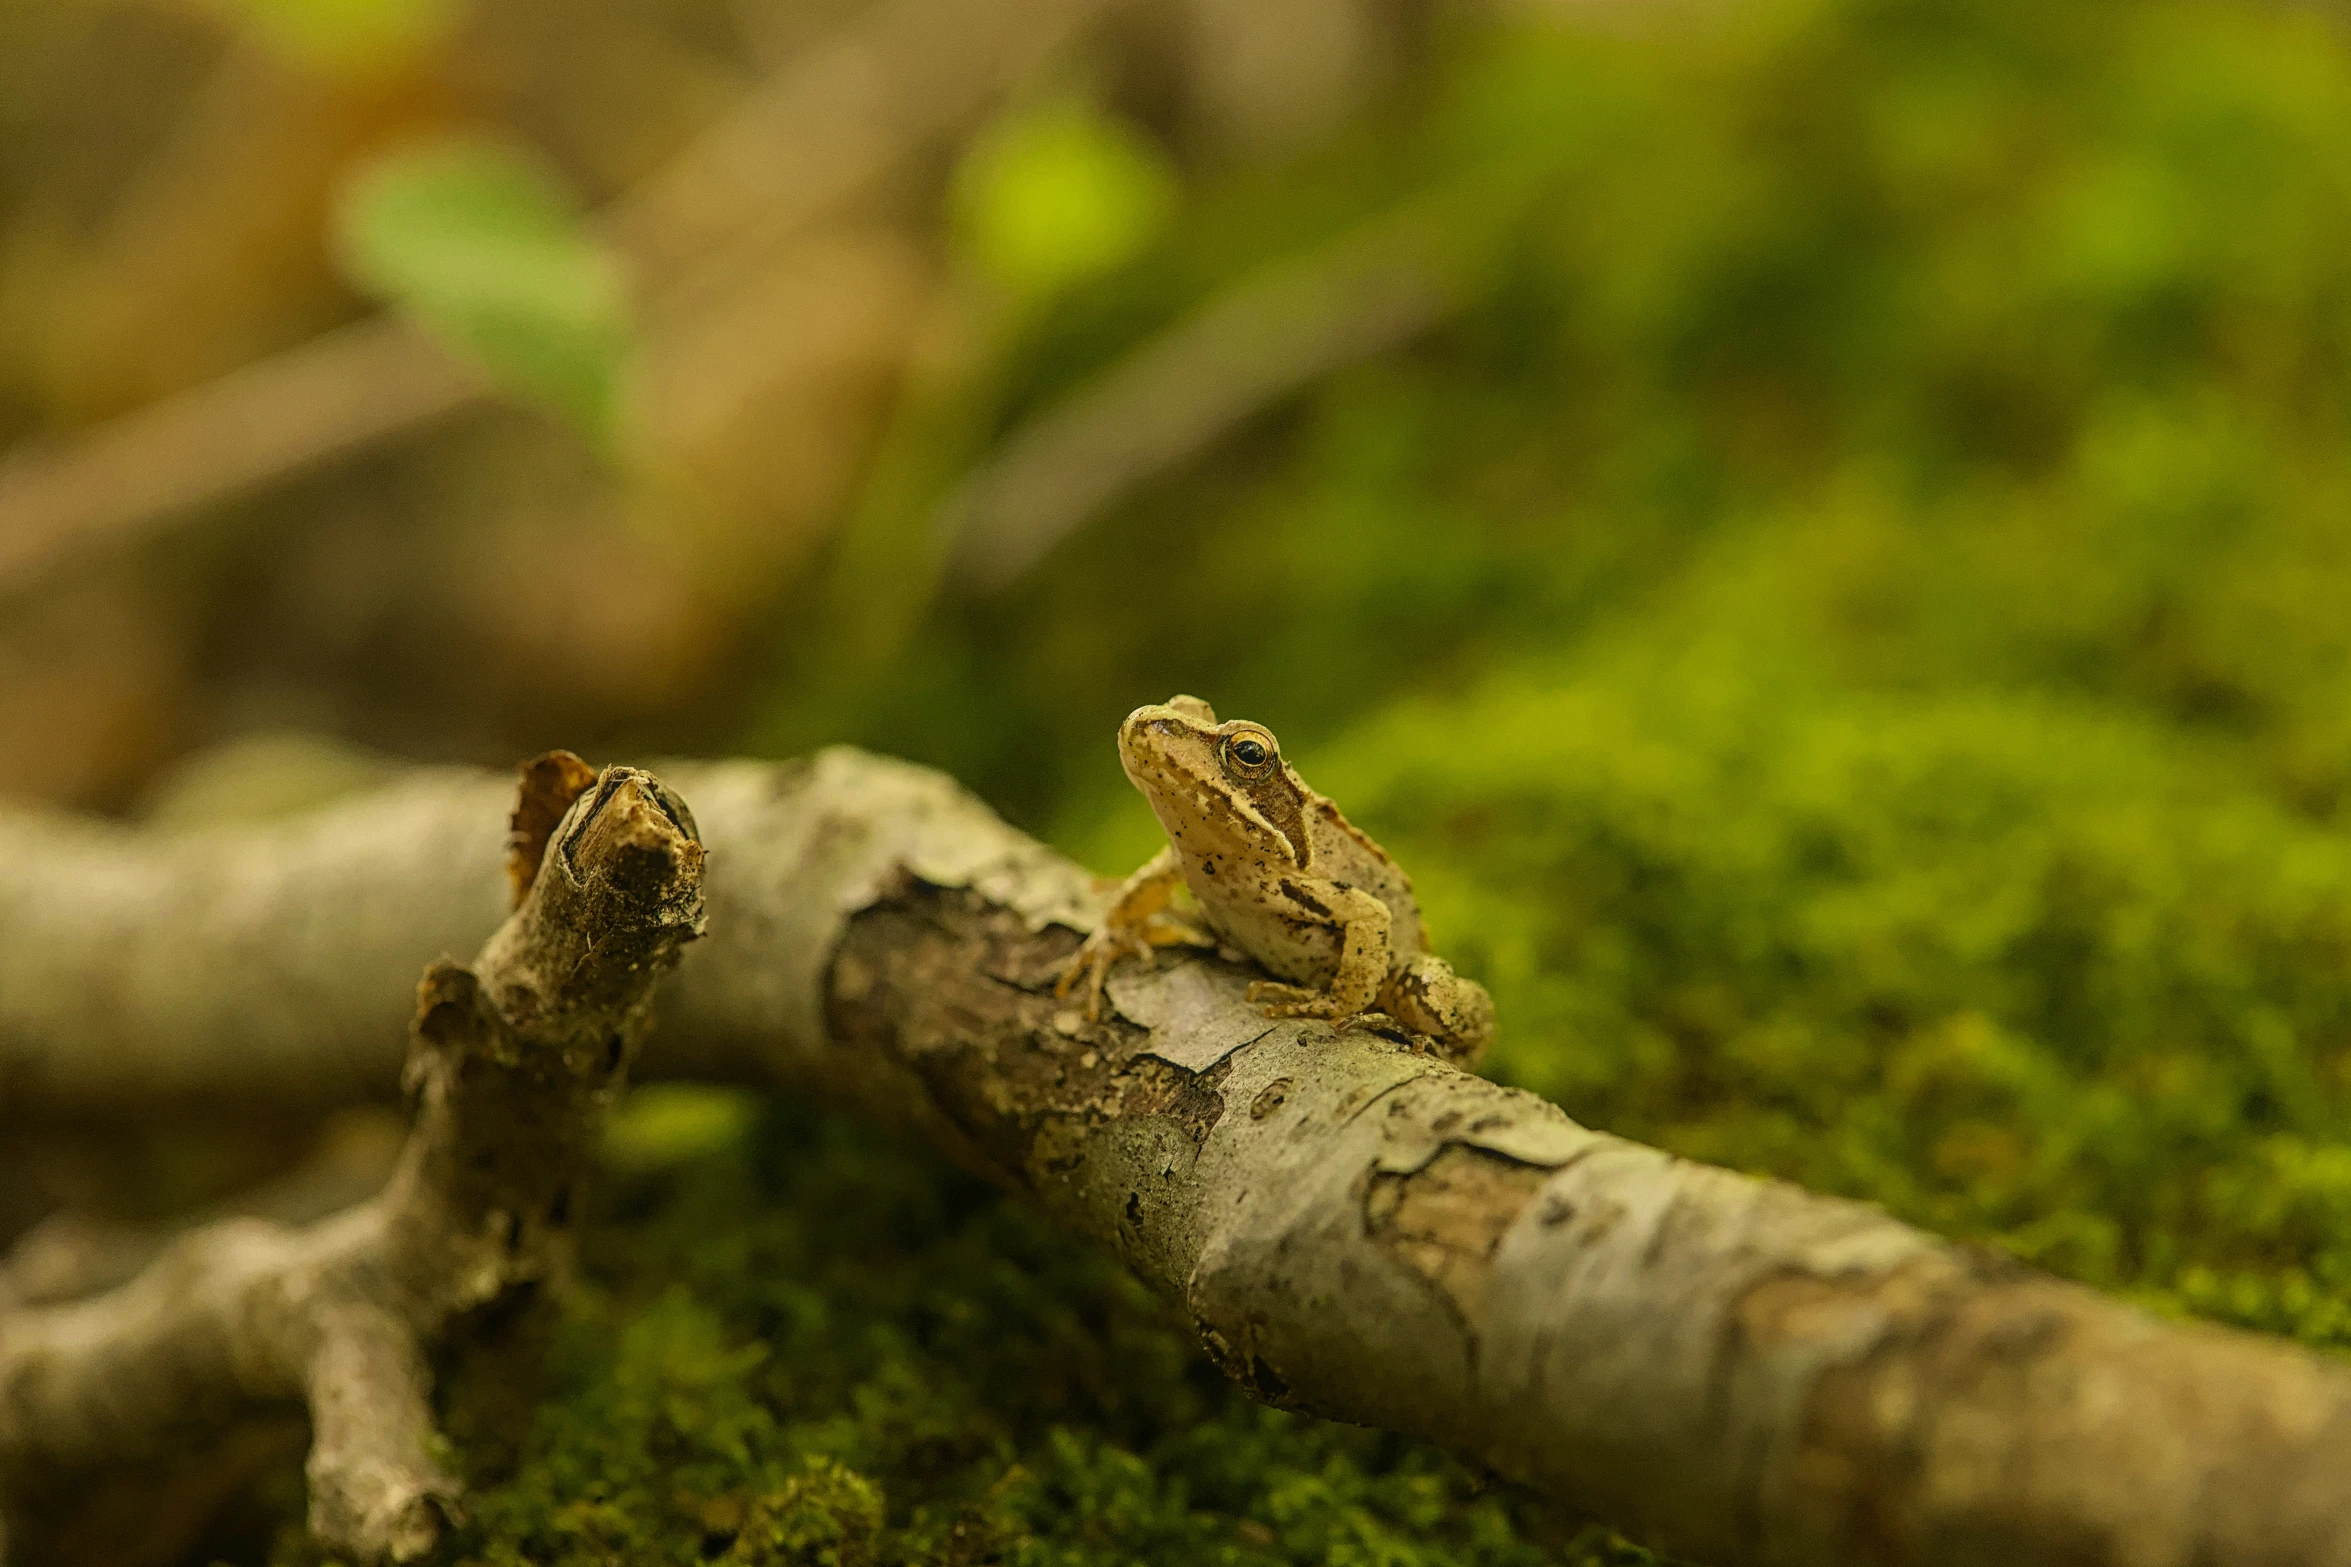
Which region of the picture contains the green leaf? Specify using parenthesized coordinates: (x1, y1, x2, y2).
(603, 1085, 760, 1173)
(950, 100, 1179, 302)
(332, 136, 630, 441)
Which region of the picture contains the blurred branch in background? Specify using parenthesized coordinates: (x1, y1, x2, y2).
(0, 319, 478, 599)
(613, 0, 1119, 315)
(758, 94, 1188, 742)
(938, 192, 1482, 595)
(0, 0, 1124, 603)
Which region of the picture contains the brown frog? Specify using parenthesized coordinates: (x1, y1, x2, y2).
(1058, 696, 1494, 1062)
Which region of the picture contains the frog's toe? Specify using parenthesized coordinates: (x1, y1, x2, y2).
(1059, 925, 1164, 1017)
(1052, 946, 1096, 1001)
(1245, 979, 1310, 1009)
(1054, 936, 1113, 1002)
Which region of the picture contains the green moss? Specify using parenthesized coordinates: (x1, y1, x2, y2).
(1306, 566, 2351, 1336)
(262, 1103, 1621, 1567)
(725, 1459, 884, 1566)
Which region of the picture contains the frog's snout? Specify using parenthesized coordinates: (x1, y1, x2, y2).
(1119, 703, 1183, 748)
(1117, 703, 1193, 790)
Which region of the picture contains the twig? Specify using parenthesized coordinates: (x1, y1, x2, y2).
(0, 319, 479, 596)
(937, 201, 1467, 593)
(4, 752, 2350, 1564)
(0, 1107, 406, 1309)
(0, 757, 705, 1564)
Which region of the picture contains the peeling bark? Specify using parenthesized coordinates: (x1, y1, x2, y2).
(1365, 1144, 1552, 1327)
(5, 750, 2351, 1565)
(0, 761, 705, 1564)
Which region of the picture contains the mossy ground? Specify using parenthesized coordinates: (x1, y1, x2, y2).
(273, 0, 2351, 1557)
(269, 1091, 1635, 1567)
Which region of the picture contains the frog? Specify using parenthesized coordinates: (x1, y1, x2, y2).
(1057, 696, 1494, 1063)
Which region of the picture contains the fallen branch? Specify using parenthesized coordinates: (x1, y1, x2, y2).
(0, 758, 705, 1564)
(6, 751, 2351, 1565)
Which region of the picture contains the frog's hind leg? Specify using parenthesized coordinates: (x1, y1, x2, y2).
(1378, 955, 1496, 1065)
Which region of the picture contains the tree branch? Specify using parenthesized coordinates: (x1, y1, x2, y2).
(5, 751, 2351, 1564)
(0, 760, 706, 1563)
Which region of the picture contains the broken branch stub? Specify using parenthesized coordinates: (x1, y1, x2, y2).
(8, 751, 2351, 1563)
(0, 759, 705, 1565)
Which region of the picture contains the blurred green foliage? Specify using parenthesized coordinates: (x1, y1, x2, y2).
(772, 0, 2351, 825)
(275, 0, 2351, 1558)
(952, 100, 1181, 307)
(331, 136, 629, 439)
(229, 0, 458, 72)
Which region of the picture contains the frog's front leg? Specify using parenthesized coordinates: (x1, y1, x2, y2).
(1056, 845, 1213, 1016)
(1247, 881, 1390, 1024)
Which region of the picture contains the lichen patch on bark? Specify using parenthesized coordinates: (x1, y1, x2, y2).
(1733, 1245, 2351, 1566)
(1366, 1144, 1552, 1327)
(825, 883, 1242, 1212)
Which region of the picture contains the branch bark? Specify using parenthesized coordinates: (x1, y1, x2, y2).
(5, 751, 2351, 1565)
(0, 760, 706, 1563)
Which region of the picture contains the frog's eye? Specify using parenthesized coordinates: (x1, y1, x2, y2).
(1222, 731, 1276, 776)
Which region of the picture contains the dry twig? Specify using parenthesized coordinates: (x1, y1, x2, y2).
(938, 203, 1466, 592)
(0, 319, 480, 598)
(4, 751, 2350, 1564)
(0, 757, 705, 1564)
